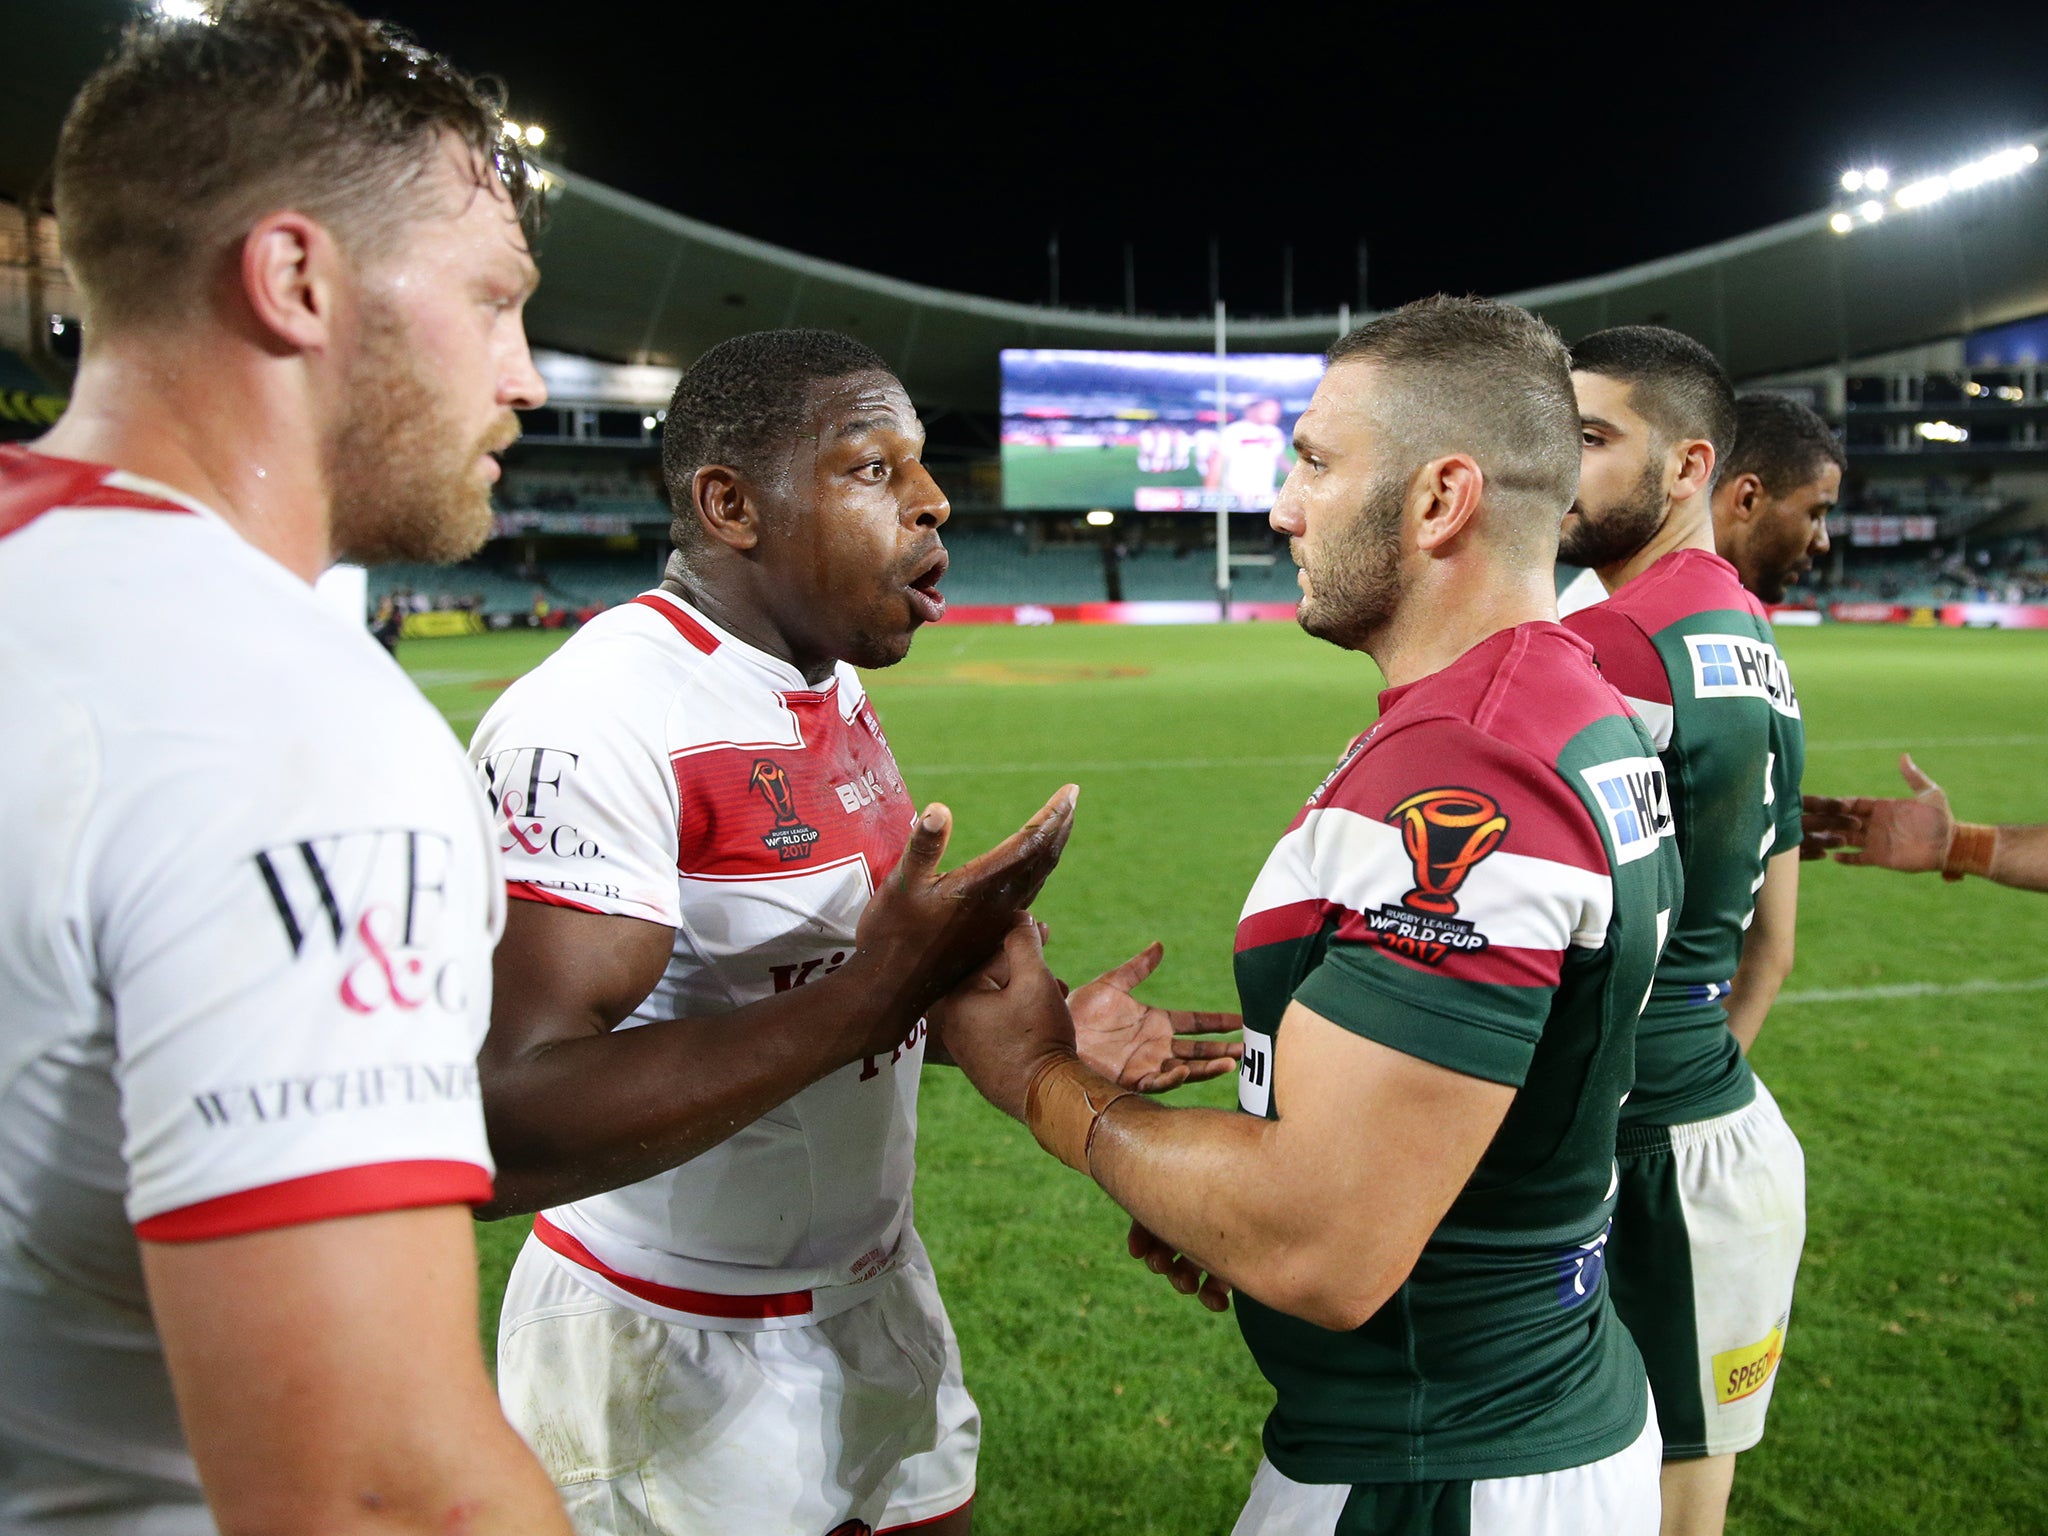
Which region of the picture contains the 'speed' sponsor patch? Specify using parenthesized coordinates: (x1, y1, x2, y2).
(1712, 1316, 1787, 1404)
(1685, 633, 1801, 718)
(1578, 756, 1673, 865)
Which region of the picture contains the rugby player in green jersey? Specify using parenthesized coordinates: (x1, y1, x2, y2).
(1710, 393, 1841, 608)
(1560, 328, 1808, 1536)
(940, 296, 1683, 1536)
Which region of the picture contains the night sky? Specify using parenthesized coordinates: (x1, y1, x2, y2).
(262, 3, 2048, 317)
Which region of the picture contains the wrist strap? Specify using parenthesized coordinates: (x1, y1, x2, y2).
(1024, 1054, 1134, 1174)
(1943, 823, 1998, 882)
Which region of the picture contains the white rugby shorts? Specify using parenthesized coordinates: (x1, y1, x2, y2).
(1230, 1402, 1661, 1535)
(1608, 1076, 1807, 1458)
(497, 1229, 977, 1536)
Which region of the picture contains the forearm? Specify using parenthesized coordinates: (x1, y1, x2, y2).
(1087, 1095, 1395, 1329)
(1724, 934, 1791, 1054)
(1987, 823, 2048, 891)
(481, 965, 914, 1216)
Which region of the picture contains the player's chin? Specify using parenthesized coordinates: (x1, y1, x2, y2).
(845, 616, 919, 671)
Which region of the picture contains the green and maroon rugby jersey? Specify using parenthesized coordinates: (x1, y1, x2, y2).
(1563, 548, 1804, 1129)
(1232, 622, 1682, 1484)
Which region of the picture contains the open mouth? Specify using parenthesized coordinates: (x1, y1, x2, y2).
(905, 548, 948, 624)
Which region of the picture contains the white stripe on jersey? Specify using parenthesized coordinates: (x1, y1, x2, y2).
(1239, 806, 1614, 953)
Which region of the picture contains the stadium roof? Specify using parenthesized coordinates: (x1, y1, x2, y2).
(527, 149, 2048, 411)
(6, 6, 2046, 408)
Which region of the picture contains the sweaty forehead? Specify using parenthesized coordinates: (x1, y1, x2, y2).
(804, 371, 918, 440)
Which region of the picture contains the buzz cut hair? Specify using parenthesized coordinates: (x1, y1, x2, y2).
(1724, 392, 1846, 496)
(660, 328, 893, 549)
(55, 0, 538, 332)
(1327, 294, 1582, 534)
(1570, 325, 1738, 485)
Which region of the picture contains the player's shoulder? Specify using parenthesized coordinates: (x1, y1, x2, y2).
(1603, 547, 1760, 634)
(478, 594, 718, 743)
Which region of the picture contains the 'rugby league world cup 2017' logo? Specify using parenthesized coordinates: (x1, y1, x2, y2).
(1388, 788, 1509, 917)
(750, 757, 821, 862)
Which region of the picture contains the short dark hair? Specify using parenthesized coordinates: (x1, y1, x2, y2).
(56, 0, 537, 330)
(1570, 325, 1737, 485)
(1327, 294, 1580, 527)
(661, 329, 893, 547)
(1724, 393, 1846, 496)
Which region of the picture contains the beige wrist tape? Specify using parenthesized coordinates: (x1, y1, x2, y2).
(1023, 1053, 1136, 1174)
(1943, 823, 1999, 882)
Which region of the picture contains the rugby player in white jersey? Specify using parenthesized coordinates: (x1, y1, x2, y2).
(473, 328, 1237, 1536)
(1207, 397, 1292, 509)
(0, 4, 570, 1532)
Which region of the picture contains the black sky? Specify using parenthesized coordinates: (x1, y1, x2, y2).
(374, 0, 2048, 318)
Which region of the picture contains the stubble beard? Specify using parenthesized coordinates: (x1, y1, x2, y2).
(1557, 455, 1666, 570)
(326, 298, 509, 567)
(1297, 472, 1405, 651)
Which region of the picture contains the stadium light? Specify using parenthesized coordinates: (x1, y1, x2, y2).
(524, 124, 547, 148)
(1857, 200, 1885, 224)
(1831, 142, 2037, 236)
(1829, 211, 1856, 235)
(1086, 509, 1116, 527)
(1839, 166, 1889, 195)
(1915, 420, 1969, 443)
(149, 0, 214, 20)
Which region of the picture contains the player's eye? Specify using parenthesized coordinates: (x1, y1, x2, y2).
(1581, 430, 1603, 448)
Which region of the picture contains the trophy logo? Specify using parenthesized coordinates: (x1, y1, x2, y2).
(750, 758, 820, 861)
(1387, 788, 1509, 916)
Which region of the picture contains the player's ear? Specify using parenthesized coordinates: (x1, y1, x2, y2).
(1723, 471, 1766, 523)
(1414, 454, 1483, 553)
(1673, 438, 1716, 503)
(240, 210, 340, 353)
(691, 465, 761, 552)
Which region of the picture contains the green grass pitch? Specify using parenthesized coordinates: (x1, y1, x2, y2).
(403, 620, 2048, 1534)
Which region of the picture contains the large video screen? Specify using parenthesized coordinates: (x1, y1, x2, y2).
(1001, 349, 1326, 512)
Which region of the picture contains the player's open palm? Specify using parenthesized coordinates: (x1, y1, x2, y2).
(1803, 753, 1954, 871)
(853, 786, 1079, 1035)
(1071, 942, 1242, 1093)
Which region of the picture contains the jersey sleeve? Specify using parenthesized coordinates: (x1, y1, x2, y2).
(1288, 720, 1614, 1087)
(99, 702, 499, 1242)
(1561, 605, 1674, 751)
(470, 667, 682, 926)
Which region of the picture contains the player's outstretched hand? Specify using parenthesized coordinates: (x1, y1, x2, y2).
(1071, 942, 1242, 1093)
(1128, 1219, 1230, 1312)
(1801, 753, 1953, 872)
(851, 787, 1078, 1044)
(936, 920, 1077, 1122)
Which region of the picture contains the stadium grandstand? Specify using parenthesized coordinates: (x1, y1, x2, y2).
(7, 10, 2048, 629)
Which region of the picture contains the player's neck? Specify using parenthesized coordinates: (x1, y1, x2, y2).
(661, 570, 838, 686)
(1595, 495, 1716, 595)
(37, 340, 333, 583)
(1369, 563, 1556, 689)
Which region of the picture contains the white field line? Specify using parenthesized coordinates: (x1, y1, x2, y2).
(1776, 975, 2048, 1006)
(1806, 734, 2048, 753)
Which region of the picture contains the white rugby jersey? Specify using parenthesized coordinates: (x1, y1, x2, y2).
(0, 446, 502, 1526)
(470, 589, 923, 1330)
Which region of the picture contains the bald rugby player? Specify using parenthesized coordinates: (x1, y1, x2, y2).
(471, 328, 1239, 1536)
(941, 296, 1683, 1536)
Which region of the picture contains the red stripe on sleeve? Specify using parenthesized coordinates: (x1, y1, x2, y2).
(134, 1159, 493, 1243)
(506, 879, 606, 914)
(532, 1215, 815, 1319)
(1234, 898, 1340, 953)
(630, 593, 720, 655)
